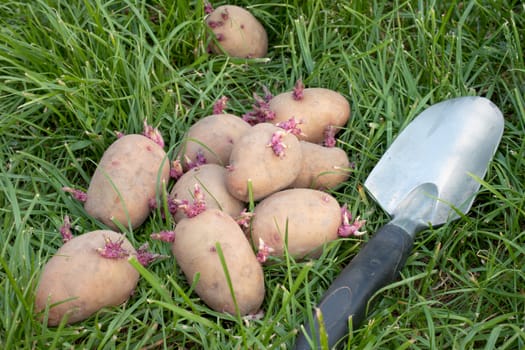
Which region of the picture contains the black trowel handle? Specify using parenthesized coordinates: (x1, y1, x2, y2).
(293, 223, 414, 350)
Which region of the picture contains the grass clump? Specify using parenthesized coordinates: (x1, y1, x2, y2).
(1, 0, 524, 349)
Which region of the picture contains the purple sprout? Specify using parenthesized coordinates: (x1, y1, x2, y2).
(170, 159, 184, 180)
(149, 195, 178, 220)
(175, 184, 207, 218)
(142, 120, 165, 148)
(185, 150, 207, 170)
(96, 235, 130, 259)
(235, 208, 254, 232)
(276, 117, 304, 137)
(150, 230, 176, 243)
(204, 2, 214, 14)
(148, 197, 158, 210)
(262, 85, 273, 102)
(323, 125, 337, 148)
(267, 130, 287, 158)
(208, 20, 223, 28)
(256, 238, 274, 263)
(220, 7, 229, 20)
(62, 186, 88, 202)
(292, 79, 305, 101)
(167, 196, 179, 216)
(136, 243, 166, 266)
(338, 204, 366, 237)
(213, 96, 229, 114)
(59, 215, 74, 243)
(242, 92, 276, 125)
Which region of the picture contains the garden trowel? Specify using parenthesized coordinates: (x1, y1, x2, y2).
(294, 96, 504, 349)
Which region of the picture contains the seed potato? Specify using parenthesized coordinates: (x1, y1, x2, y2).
(268, 87, 351, 144)
(170, 163, 245, 222)
(291, 141, 351, 190)
(84, 134, 170, 231)
(226, 123, 302, 202)
(206, 5, 268, 58)
(172, 209, 265, 315)
(250, 188, 342, 259)
(182, 114, 251, 168)
(34, 230, 139, 326)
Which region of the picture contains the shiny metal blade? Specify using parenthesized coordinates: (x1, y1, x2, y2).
(364, 96, 504, 226)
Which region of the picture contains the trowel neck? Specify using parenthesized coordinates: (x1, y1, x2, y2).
(389, 216, 429, 238)
(387, 182, 438, 238)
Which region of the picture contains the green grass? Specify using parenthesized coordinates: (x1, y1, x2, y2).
(1, 0, 524, 349)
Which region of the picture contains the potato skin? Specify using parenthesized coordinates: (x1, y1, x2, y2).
(172, 209, 265, 315)
(290, 141, 351, 190)
(34, 230, 139, 326)
(170, 164, 245, 222)
(206, 5, 268, 58)
(85, 134, 170, 230)
(226, 123, 302, 202)
(268, 88, 351, 143)
(183, 114, 251, 167)
(251, 189, 342, 259)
